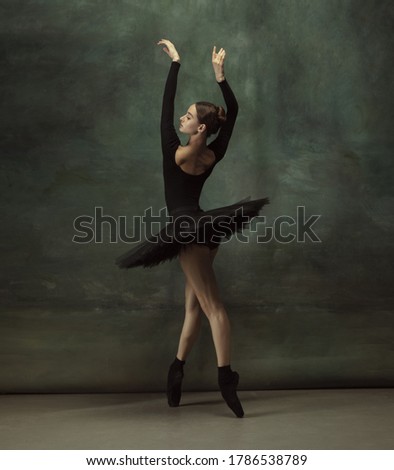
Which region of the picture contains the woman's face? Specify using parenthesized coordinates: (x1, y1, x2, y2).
(179, 104, 202, 135)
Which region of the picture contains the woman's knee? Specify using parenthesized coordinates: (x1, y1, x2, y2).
(198, 297, 226, 319)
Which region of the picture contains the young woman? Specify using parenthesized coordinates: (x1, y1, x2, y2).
(116, 39, 269, 418)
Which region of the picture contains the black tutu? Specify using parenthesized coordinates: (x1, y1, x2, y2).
(115, 196, 270, 269)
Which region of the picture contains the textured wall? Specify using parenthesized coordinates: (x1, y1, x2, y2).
(1, 0, 393, 392)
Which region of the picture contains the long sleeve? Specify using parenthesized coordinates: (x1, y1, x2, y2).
(208, 78, 239, 162)
(160, 61, 181, 159)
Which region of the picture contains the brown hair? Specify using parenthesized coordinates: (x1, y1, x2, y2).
(195, 101, 226, 137)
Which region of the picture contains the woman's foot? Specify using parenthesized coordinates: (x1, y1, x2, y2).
(218, 365, 244, 418)
(167, 357, 185, 407)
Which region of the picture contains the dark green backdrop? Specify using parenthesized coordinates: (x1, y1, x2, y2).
(1, 0, 393, 392)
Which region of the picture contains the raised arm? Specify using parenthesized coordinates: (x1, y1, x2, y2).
(208, 46, 239, 162)
(158, 39, 181, 157)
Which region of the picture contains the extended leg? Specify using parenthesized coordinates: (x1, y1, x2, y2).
(175, 279, 202, 361)
(176, 246, 219, 360)
(179, 244, 230, 366)
(167, 247, 219, 407)
(178, 244, 244, 418)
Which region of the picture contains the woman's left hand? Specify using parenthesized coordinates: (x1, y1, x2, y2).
(212, 46, 226, 81)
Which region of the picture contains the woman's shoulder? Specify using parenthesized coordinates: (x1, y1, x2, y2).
(175, 146, 216, 175)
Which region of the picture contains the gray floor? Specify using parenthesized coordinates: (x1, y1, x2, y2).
(1, 388, 393, 450)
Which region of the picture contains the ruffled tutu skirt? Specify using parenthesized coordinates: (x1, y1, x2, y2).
(115, 196, 270, 269)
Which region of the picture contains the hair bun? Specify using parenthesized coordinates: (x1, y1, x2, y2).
(216, 106, 227, 125)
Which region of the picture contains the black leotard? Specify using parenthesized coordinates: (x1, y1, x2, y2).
(115, 61, 269, 268)
(161, 61, 239, 215)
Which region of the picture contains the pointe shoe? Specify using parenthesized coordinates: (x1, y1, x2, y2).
(219, 371, 244, 418)
(167, 364, 184, 407)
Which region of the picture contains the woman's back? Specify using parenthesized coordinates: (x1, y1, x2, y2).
(175, 145, 216, 176)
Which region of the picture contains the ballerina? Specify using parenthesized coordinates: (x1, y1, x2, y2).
(116, 39, 270, 417)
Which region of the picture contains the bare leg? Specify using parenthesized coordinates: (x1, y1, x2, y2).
(175, 279, 202, 360)
(167, 246, 219, 407)
(176, 246, 219, 361)
(172, 244, 243, 417)
(178, 244, 244, 417)
(178, 244, 231, 366)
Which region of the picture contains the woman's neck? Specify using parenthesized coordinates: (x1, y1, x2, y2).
(187, 132, 207, 150)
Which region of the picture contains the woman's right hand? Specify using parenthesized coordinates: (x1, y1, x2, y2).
(157, 39, 180, 62)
